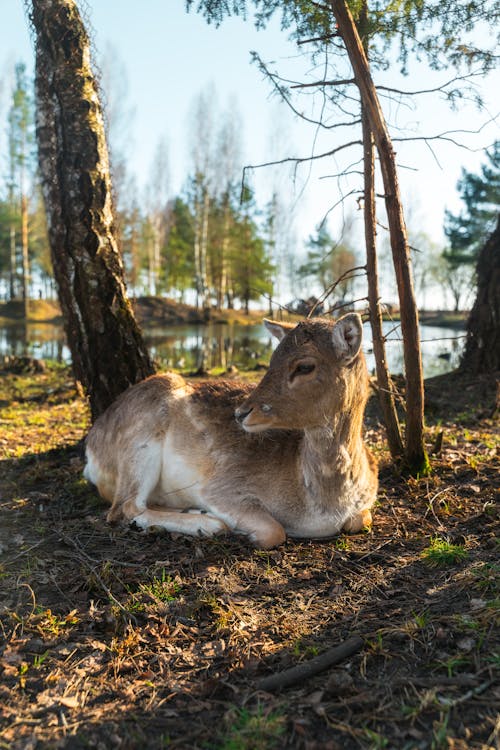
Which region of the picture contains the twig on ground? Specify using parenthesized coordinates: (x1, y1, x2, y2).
(257, 635, 364, 692)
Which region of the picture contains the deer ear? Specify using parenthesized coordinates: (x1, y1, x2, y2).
(332, 313, 363, 363)
(263, 319, 295, 342)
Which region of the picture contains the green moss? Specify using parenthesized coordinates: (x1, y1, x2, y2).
(403, 449, 432, 478)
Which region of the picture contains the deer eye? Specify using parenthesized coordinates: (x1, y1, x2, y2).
(292, 362, 316, 377)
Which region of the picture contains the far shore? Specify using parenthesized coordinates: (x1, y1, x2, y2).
(0, 297, 468, 329)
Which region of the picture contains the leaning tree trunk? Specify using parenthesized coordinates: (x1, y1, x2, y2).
(31, 0, 154, 421)
(362, 106, 404, 459)
(330, 0, 430, 476)
(461, 213, 500, 373)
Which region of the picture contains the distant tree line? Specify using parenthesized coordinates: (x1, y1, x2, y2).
(2, 58, 497, 316)
(0, 64, 278, 313)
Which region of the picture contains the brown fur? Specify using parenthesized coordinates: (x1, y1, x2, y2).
(84, 314, 378, 548)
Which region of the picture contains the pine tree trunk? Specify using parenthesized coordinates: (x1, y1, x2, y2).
(31, 0, 154, 421)
(362, 107, 404, 459)
(461, 213, 500, 373)
(330, 0, 429, 475)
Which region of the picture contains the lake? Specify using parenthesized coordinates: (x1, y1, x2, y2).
(0, 319, 465, 378)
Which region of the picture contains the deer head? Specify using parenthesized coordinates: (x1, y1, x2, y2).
(235, 313, 365, 433)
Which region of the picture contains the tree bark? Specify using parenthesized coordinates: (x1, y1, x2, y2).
(461, 213, 500, 373)
(200, 189, 210, 309)
(362, 107, 404, 458)
(329, 0, 429, 475)
(21, 193, 30, 318)
(9, 221, 16, 300)
(193, 180, 209, 310)
(31, 0, 154, 421)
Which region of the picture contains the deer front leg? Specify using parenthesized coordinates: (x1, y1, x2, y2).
(106, 454, 228, 537)
(130, 508, 229, 537)
(206, 494, 286, 549)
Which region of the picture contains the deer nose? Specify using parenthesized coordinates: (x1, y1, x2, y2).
(235, 405, 253, 424)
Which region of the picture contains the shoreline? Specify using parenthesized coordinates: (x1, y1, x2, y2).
(0, 298, 468, 329)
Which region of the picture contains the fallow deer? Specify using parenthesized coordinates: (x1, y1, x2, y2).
(84, 313, 378, 548)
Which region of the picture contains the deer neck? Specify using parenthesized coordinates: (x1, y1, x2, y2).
(300, 409, 364, 495)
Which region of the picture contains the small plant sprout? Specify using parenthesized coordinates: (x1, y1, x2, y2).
(413, 610, 429, 629)
(219, 705, 285, 750)
(362, 727, 389, 749)
(421, 537, 468, 567)
(33, 650, 50, 669)
(34, 608, 79, 638)
(437, 655, 470, 678)
(431, 710, 451, 750)
(140, 570, 181, 603)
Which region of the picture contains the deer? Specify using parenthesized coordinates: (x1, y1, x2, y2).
(83, 313, 378, 549)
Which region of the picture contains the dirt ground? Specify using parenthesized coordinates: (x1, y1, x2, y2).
(0, 363, 498, 750)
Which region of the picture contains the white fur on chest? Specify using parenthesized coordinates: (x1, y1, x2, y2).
(287, 478, 359, 538)
(158, 432, 205, 508)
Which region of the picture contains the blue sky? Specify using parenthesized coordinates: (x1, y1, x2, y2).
(1, 0, 499, 270)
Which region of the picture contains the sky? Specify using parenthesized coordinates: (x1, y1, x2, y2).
(0, 0, 499, 304)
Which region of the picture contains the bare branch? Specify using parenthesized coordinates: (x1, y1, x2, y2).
(297, 33, 340, 45)
(319, 188, 362, 228)
(251, 51, 334, 130)
(251, 52, 361, 130)
(325, 295, 369, 315)
(419, 335, 467, 342)
(376, 69, 485, 97)
(319, 169, 363, 180)
(395, 162, 419, 172)
(241, 140, 362, 193)
(392, 113, 499, 145)
(307, 266, 367, 318)
(291, 78, 356, 89)
(259, 294, 298, 317)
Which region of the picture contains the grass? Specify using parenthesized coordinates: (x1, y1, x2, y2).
(216, 706, 286, 750)
(421, 536, 469, 567)
(141, 570, 181, 602)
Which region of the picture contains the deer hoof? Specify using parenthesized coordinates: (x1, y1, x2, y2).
(343, 509, 372, 534)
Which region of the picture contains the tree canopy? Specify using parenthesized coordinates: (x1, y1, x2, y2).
(444, 140, 500, 266)
(186, 0, 499, 73)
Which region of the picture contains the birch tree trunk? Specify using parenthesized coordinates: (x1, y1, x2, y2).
(330, 0, 430, 475)
(31, 0, 154, 421)
(200, 189, 210, 310)
(21, 193, 30, 317)
(9, 220, 16, 300)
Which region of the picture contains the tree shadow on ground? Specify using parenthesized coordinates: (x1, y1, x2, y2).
(0, 368, 498, 749)
(1, 433, 498, 749)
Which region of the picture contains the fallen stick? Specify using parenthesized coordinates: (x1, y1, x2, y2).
(257, 635, 364, 693)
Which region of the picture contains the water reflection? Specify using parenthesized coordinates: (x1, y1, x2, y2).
(373, 323, 464, 378)
(0, 322, 68, 362)
(146, 322, 272, 372)
(0, 319, 465, 377)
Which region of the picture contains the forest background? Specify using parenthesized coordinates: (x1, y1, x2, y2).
(0, 0, 499, 314)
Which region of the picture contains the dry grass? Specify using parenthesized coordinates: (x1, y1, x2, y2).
(0, 363, 498, 750)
